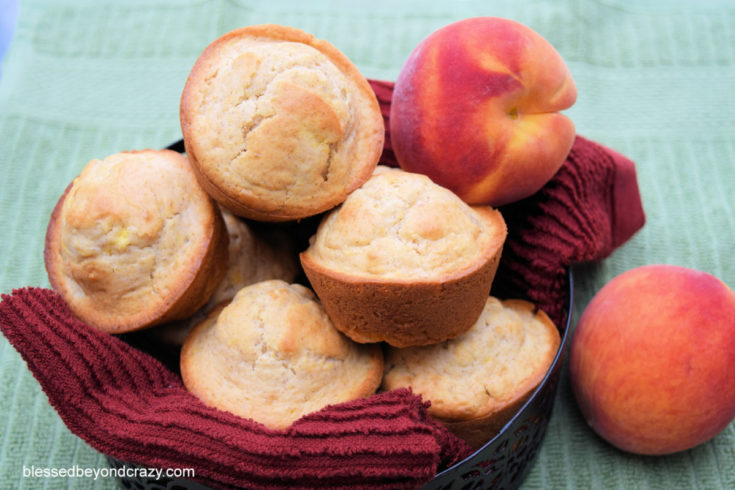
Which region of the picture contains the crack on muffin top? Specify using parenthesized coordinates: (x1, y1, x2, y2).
(188, 38, 359, 208)
(305, 167, 504, 279)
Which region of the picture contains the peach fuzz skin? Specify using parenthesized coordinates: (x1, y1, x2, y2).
(569, 265, 735, 455)
(390, 17, 577, 207)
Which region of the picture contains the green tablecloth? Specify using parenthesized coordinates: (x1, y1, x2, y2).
(1, 0, 734, 488)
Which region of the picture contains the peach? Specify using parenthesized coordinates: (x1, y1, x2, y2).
(569, 265, 735, 455)
(390, 17, 577, 207)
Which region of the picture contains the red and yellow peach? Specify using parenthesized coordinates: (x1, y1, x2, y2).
(390, 17, 577, 206)
(569, 265, 735, 455)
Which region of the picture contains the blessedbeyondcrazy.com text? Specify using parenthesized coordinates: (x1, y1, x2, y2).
(23, 464, 195, 481)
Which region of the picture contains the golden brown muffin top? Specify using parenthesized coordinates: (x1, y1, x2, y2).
(180, 280, 383, 429)
(48, 149, 219, 330)
(382, 297, 560, 421)
(180, 24, 384, 221)
(304, 167, 506, 280)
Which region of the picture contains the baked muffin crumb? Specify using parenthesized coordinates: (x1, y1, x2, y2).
(382, 297, 560, 447)
(306, 166, 500, 279)
(181, 24, 384, 221)
(301, 167, 507, 347)
(44, 149, 228, 333)
(180, 280, 383, 429)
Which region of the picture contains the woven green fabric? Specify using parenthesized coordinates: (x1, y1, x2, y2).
(1, 0, 734, 488)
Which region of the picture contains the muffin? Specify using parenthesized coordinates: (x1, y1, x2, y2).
(180, 24, 384, 222)
(382, 297, 561, 448)
(180, 280, 383, 429)
(300, 167, 507, 347)
(211, 209, 299, 302)
(44, 149, 228, 334)
(153, 208, 300, 346)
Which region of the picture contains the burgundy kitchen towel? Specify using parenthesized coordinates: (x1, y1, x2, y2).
(0, 80, 645, 489)
(492, 131, 646, 326)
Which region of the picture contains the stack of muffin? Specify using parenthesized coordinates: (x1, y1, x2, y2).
(43, 24, 560, 449)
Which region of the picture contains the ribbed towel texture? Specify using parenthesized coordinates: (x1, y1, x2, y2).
(0, 80, 644, 489)
(493, 132, 646, 326)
